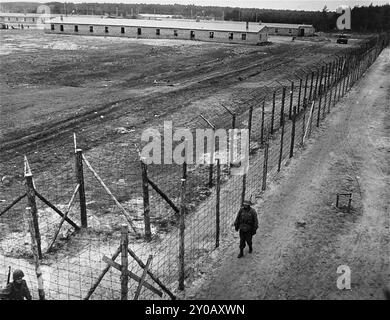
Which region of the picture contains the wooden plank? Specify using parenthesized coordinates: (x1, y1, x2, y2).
(46, 184, 80, 253)
(102, 256, 163, 297)
(0, 193, 26, 217)
(134, 255, 153, 300)
(147, 177, 179, 214)
(75, 149, 87, 228)
(178, 178, 186, 291)
(127, 247, 176, 300)
(121, 224, 129, 300)
(83, 247, 121, 300)
(35, 191, 79, 230)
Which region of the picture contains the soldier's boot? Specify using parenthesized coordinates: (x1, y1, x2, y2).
(249, 245, 253, 254)
(237, 249, 244, 258)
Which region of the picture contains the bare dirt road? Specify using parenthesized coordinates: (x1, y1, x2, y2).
(182, 47, 390, 300)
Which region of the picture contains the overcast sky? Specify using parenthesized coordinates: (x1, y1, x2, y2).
(1, 1, 389, 11)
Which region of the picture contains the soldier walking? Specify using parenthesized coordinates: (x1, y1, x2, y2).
(234, 200, 259, 258)
(0, 269, 32, 300)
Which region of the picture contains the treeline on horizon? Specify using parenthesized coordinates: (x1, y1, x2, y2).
(0, 2, 389, 32)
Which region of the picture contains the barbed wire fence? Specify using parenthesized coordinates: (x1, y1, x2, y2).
(0, 32, 388, 300)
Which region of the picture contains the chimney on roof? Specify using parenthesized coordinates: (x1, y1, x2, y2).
(246, 21, 249, 30)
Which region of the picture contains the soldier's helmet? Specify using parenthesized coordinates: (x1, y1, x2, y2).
(13, 269, 25, 280)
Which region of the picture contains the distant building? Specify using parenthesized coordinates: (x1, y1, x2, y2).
(0, 13, 54, 28)
(261, 23, 315, 36)
(45, 17, 269, 45)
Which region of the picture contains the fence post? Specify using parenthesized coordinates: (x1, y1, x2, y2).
(314, 69, 320, 100)
(278, 114, 285, 172)
(178, 177, 186, 291)
(26, 207, 45, 300)
(120, 224, 129, 300)
(290, 106, 297, 158)
(270, 91, 276, 134)
(25, 171, 42, 259)
(288, 81, 294, 120)
(301, 98, 307, 145)
(280, 87, 286, 127)
(308, 71, 314, 102)
(337, 57, 344, 101)
(323, 64, 328, 119)
(75, 149, 87, 228)
(141, 159, 152, 241)
(261, 100, 265, 145)
(303, 73, 309, 104)
(229, 114, 236, 172)
(316, 66, 324, 127)
(208, 128, 215, 188)
(215, 159, 221, 248)
(297, 78, 302, 113)
(262, 141, 269, 191)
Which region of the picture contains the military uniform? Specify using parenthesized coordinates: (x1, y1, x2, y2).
(234, 202, 258, 258)
(0, 269, 32, 300)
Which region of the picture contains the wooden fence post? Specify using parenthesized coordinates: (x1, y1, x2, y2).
(323, 63, 328, 119)
(314, 69, 320, 100)
(270, 91, 276, 134)
(297, 78, 302, 113)
(278, 114, 285, 172)
(75, 149, 87, 228)
(290, 106, 297, 158)
(288, 81, 294, 120)
(303, 73, 309, 104)
(316, 66, 324, 127)
(215, 159, 221, 248)
(262, 142, 269, 191)
(26, 207, 45, 300)
(141, 159, 152, 241)
(178, 178, 186, 291)
(25, 172, 42, 259)
(308, 71, 314, 102)
(261, 100, 265, 145)
(120, 224, 129, 300)
(280, 87, 286, 127)
(301, 99, 307, 145)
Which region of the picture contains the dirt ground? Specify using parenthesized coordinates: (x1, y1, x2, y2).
(180, 48, 390, 300)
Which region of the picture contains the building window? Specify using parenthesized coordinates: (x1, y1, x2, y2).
(275, 28, 278, 33)
(137, 28, 141, 35)
(16, 18, 18, 21)
(190, 30, 195, 39)
(32, 18, 35, 22)
(60, 25, 64, 32)
(241, 33, 246, 40)
(105, 26, 109, 33)
(156, 29, 160, 35)
(228, 32, 233, 40)
(89, 26, 93, 33)
(51, 24, 55, 31)
(8, 17, 10, 21)
(209, 31, 214, 39)
(121, 27, 125, 34)
(174, 30, 178, 37)
(74, 25, 78, 32)
(289, 29, 292, 33)
(24, 18, 26, 22)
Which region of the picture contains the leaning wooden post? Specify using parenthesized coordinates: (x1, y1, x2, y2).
(280, 87, 286, 127)
(322, 64, 328, 119)
(262, 141, 269, 191)
(24, 159, 42, 260)
(178, 177, 186, 291)
(75, 149, 87, 228)
(140, 159, 152, 241)
(314, 69, 320, 100)
(260, 100, 265, 145)
(215, 159, 221, 248)
(289, 106, 297, 158)
(278, 114, 285, 172)
(120, 224, 129, 300)
(270, 91, 276, 134)
(288, 81, 294, 120)
(303, 73, 309, 104)
(26, 207, 45, 300)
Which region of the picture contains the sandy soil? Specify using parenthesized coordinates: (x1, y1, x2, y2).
(180, 48, 390, 300)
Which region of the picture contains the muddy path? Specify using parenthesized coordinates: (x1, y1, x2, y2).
(182, 47, 390, 300)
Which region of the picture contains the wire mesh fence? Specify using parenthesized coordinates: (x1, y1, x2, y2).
(0, 32, 388, 300)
